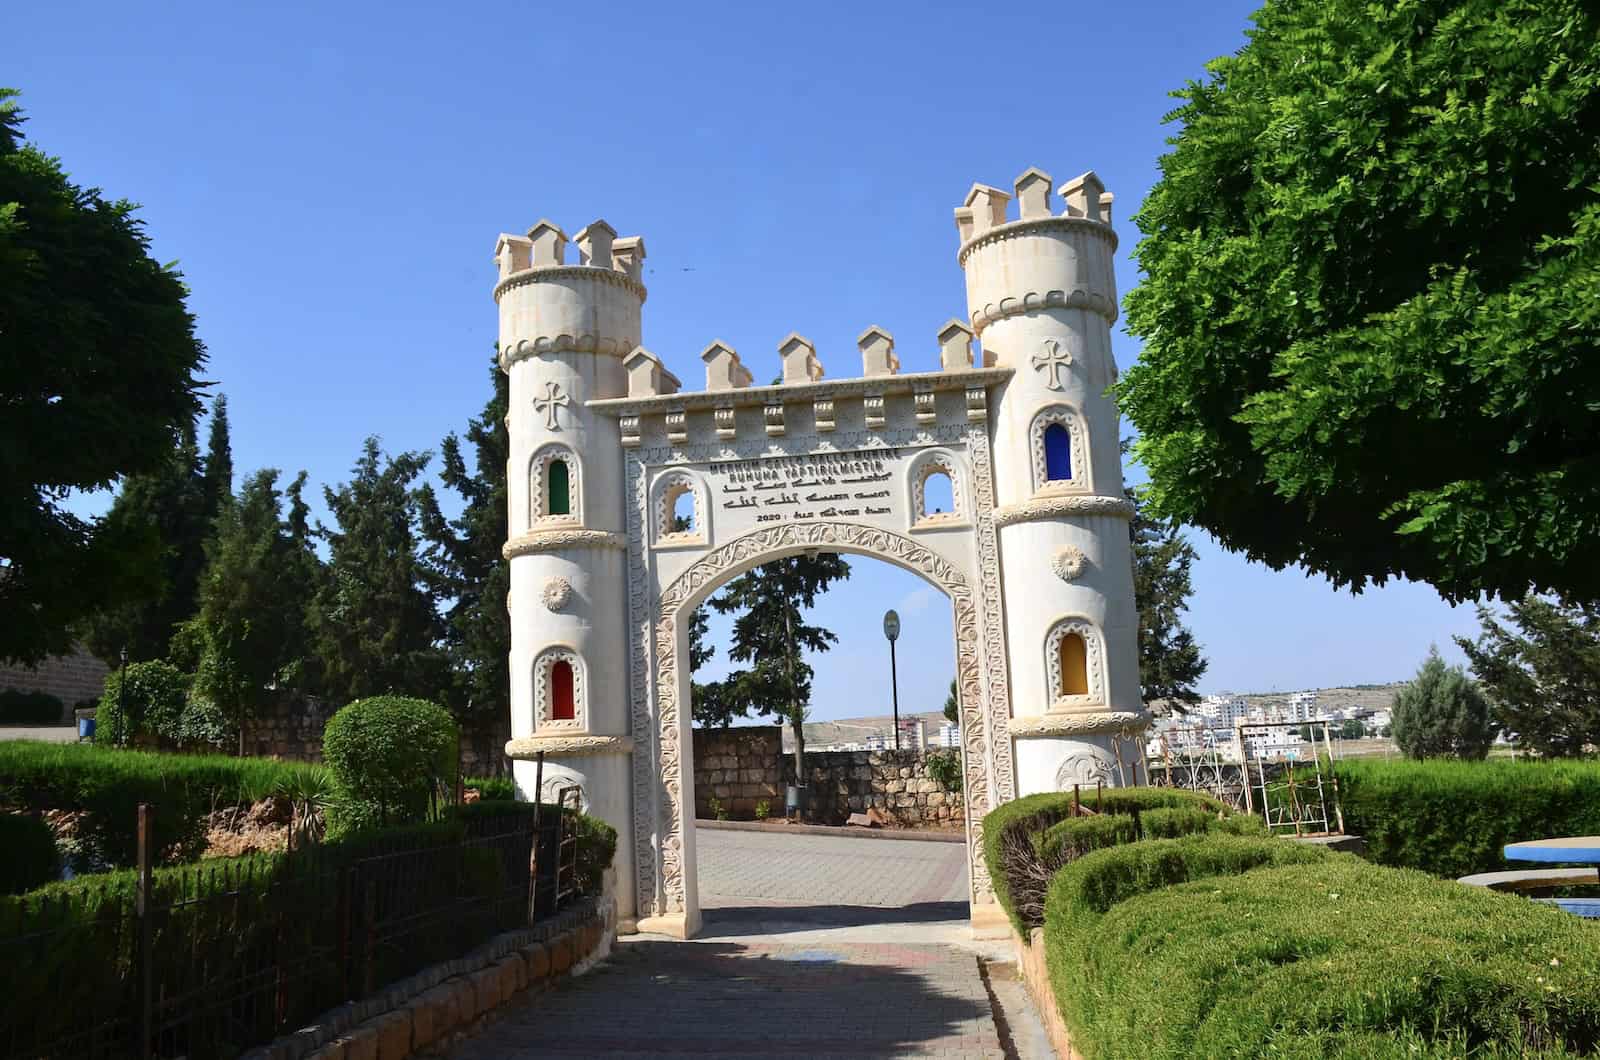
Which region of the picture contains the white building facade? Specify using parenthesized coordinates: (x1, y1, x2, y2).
(493, 168, 1148, 938)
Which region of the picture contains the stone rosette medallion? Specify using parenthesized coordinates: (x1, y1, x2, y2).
(541, 576, 572, 612)
(1051, 544, 1088, 582)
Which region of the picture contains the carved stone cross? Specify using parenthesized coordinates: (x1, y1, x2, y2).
(1031, 339, 1073, 391)
(534, 381, 570, 430)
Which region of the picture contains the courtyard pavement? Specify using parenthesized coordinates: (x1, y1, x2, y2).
(0, 725, 78, 744)
(440, 827, 1049, 1059)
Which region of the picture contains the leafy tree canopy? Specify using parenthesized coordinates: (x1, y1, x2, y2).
(0, 89, 206, 663)
(1119, 0, 1600, 604)
(420, 353, 510, 718)
(1129, 480, 1207, 709)
(1391, 647, 1496, 760)
(309, 437, 450, 707)
(1458, 595, 1600, 757)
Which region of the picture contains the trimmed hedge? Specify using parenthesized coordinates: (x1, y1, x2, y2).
(0, 689, 65, 724)
(981, 786, 1237, 935)
(1046, 836, 1600, 1058)
(1038, 814, 1138, 865)
(0, 740, 328, 870)
(1336, 757, 1600, 878)
(323, 696, 458, 833)
(454, 799, 618, 897)
(465, 775, 517, 802)
(93, 660, 188, 747)
(0, 813, 61, 893)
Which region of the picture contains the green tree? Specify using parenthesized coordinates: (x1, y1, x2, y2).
(1457, 596, 1600, 757)
(707, 554, 851, 778)
(309, 438, 449, 707)
(1129, 481, 1207, 709)
(419, 354, 509, 718)
(82, 429, 207, 663)
(686, 605, 739, 728)
(181, 468, 321, 752)
(0, 90, 206, 663)
(943, 677, 959, 724)
(199, 394, 233, 521)
(1117, 0, 1600, 604)
(1340, 719, 1365, 740)
(1390, 648, 1496, 760)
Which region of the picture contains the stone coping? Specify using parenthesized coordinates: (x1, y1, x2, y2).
(586, 366, 1014, 415)
(696, 817, 966, 844)
(240, 894, 612, 1060)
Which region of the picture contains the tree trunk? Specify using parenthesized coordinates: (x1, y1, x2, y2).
(791, 706, 805, 783)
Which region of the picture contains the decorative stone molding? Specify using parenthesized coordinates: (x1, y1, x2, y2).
(992, 494, 1134, 529)
(864, 395, 886, 429)
(1010, 711, 1145, 737)
(506, 734, 634, 758)
(1050, 544, 1088, 582)
(493, 263, 648, 305)
(1054, 746, 1117, 788)
(908, 449, 965, 528)
(528, 444, 582, 527)
(652, 469, 708, 546)
(1029, 404, 1091, 495)
(587, 367, 1013, 416)
(956, 215, 1117, 267)
(503, 529, 626, 559)
(968, 288, 1119, 336)
(498, 332, 642, 370)
(965, 386, 988, 422)
(1045, 617, 1108, 708)
(533, 646, 586, 732)
(541, 577, 572, 612)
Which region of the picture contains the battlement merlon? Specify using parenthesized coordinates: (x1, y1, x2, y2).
(955, 167, 1121, 336)
(778, 333, 824, 384)
(494, 217, 650, 370)
(857, 326, 898, 377)
(624, 346, 682, 398)
(702, 341, 753, 390)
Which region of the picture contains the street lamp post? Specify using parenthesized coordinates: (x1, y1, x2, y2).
(882, 610, 901, 752)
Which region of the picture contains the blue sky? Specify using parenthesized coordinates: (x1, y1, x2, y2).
(8, 0, 1482, 721)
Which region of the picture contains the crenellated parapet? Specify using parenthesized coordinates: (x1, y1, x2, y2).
(956, 168, 1119, 337)
(494, 217, 649, 370)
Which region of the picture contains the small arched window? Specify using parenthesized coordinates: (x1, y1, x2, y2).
(548, 459, 571, 516)
(922, 471, 953, 515)
(1058, 633, 1088, 696)
(550, 660, 575, 720)
(1043, 424, 1073, 482)
(671, 487, 696, 533)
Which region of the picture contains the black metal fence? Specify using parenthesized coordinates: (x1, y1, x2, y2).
(2, 799, 580, 1060)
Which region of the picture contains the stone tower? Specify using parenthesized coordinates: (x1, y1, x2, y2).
(493, 219, 652, 921)
(956, 168, 1149, 792)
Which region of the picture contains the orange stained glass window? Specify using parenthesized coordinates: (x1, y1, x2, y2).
(1059, 632, 1088, 696)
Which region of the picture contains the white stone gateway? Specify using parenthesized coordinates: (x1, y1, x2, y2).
(493, 168, 1151, 939)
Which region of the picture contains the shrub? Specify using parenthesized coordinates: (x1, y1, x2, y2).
(93, 661, 188, 747)
(1336, 756, 1600, 878)
(1045, 836, 1600, 1058)
(322, 696, 458, 832)
(982, 786, 1234, 934)
(0, 813, 61, 893)
(925, 749, 962, 792)
(1038, 814, 1138, 865)
(465, 775, 516, 802)
(176, 690, 233, 751)
(1138, 805, 1216, 840)
(0, 689, 65, 725)
(1392, 647, 1496, 760)
(0, 740, 320, 869)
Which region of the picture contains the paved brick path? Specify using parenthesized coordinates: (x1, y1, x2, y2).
(441, 828, 1025, 1059)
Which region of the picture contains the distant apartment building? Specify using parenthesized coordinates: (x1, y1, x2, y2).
(933, 722, 961, 749)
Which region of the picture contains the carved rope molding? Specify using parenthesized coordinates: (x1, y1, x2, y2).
(969, 289, 1118, 335)
(1011, 711, 1149, 738)
(505, 734, 635, 758)
(493, 263, 648, 304)
(957, 215, 1118, 266)
(499, 333, 643, 369)
(992, 494, 1134, 529)
(503, 529, 627, 559)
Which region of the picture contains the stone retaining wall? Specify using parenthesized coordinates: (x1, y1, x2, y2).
(243, 872, 615, 1060)
(1016, 925, 1080, 1060)
(692, 727, 963, 828)
(242, 697, 511, 778)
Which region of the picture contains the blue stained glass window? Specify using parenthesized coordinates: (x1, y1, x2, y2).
(1043, 424, 1073, 481)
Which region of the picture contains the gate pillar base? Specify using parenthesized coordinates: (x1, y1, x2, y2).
(970, 901, 1010, 940)
(636, 910, 700, 940)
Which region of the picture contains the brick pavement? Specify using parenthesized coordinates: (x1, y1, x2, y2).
(440, 828, 1018, 1059)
